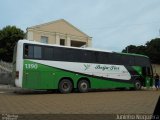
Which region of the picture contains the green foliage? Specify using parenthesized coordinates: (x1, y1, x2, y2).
(122, 38, 160, 64)
(0, 26, 25, 62)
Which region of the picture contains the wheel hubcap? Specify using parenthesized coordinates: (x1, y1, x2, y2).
(81, 83, 87, 89)
(63, 82, 69, 89)
(135, 82, 140, 89)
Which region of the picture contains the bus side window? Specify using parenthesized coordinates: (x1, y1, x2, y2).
(24, 45, 29, 57)
(24, 45, 33, 58)
(34, 46, 42, 59)
(43, 47, 53, 60)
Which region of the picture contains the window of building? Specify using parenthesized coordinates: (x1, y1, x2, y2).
(71, 40, 86, 47)
(60, 39, 65, 46)
(41, 36, 48, 44)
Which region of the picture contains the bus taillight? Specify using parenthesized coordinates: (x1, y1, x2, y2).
(16, 71, 19, 79)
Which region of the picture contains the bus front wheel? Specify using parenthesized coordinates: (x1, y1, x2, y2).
(134, 80, 142, 90)
(59, 79, 73, 94)
(78, 80, 89, 93)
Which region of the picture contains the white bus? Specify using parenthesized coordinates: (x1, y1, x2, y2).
(12, 40, 153, 93)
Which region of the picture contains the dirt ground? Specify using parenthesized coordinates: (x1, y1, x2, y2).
(0, 88, 159, 115)
(0, 85, 160, 120)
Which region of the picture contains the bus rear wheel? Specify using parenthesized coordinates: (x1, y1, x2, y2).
(78, 80, 89, 93)
(134, 80, 142, 90)
(59, 79, 73, 94)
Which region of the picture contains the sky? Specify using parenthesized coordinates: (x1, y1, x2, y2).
(1, 0, 160, 52)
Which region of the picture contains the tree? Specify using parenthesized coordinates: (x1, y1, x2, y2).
(122, 38, 160, 64)
(122, 45, 138, 53)
(122, 45, 147, 55)
(0, 26, 25, 62)
(145, 38, 160, 63)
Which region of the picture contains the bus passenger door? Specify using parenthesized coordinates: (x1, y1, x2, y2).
(142, 67, 152, 87)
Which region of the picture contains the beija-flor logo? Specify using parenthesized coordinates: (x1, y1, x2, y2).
(84, 64, 91, 70)
(95, 65, 120, 71)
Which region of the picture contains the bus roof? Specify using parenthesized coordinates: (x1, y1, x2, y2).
(116, 52, 149, 58)
(18, 39, 148, 58)
(18, 39, 113, 53)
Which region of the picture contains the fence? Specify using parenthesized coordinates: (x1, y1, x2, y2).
(0, 60, 12, 73)
(0, 60, 13, 85)
(0, 73, 12, 85)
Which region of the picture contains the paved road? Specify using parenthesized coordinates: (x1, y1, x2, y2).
(0, 87, 159, 115)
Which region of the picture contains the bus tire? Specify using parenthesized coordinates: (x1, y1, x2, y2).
(134, 80, 142, 90)
(78, 80, 89, 93)
(59, 79, 73, 94)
